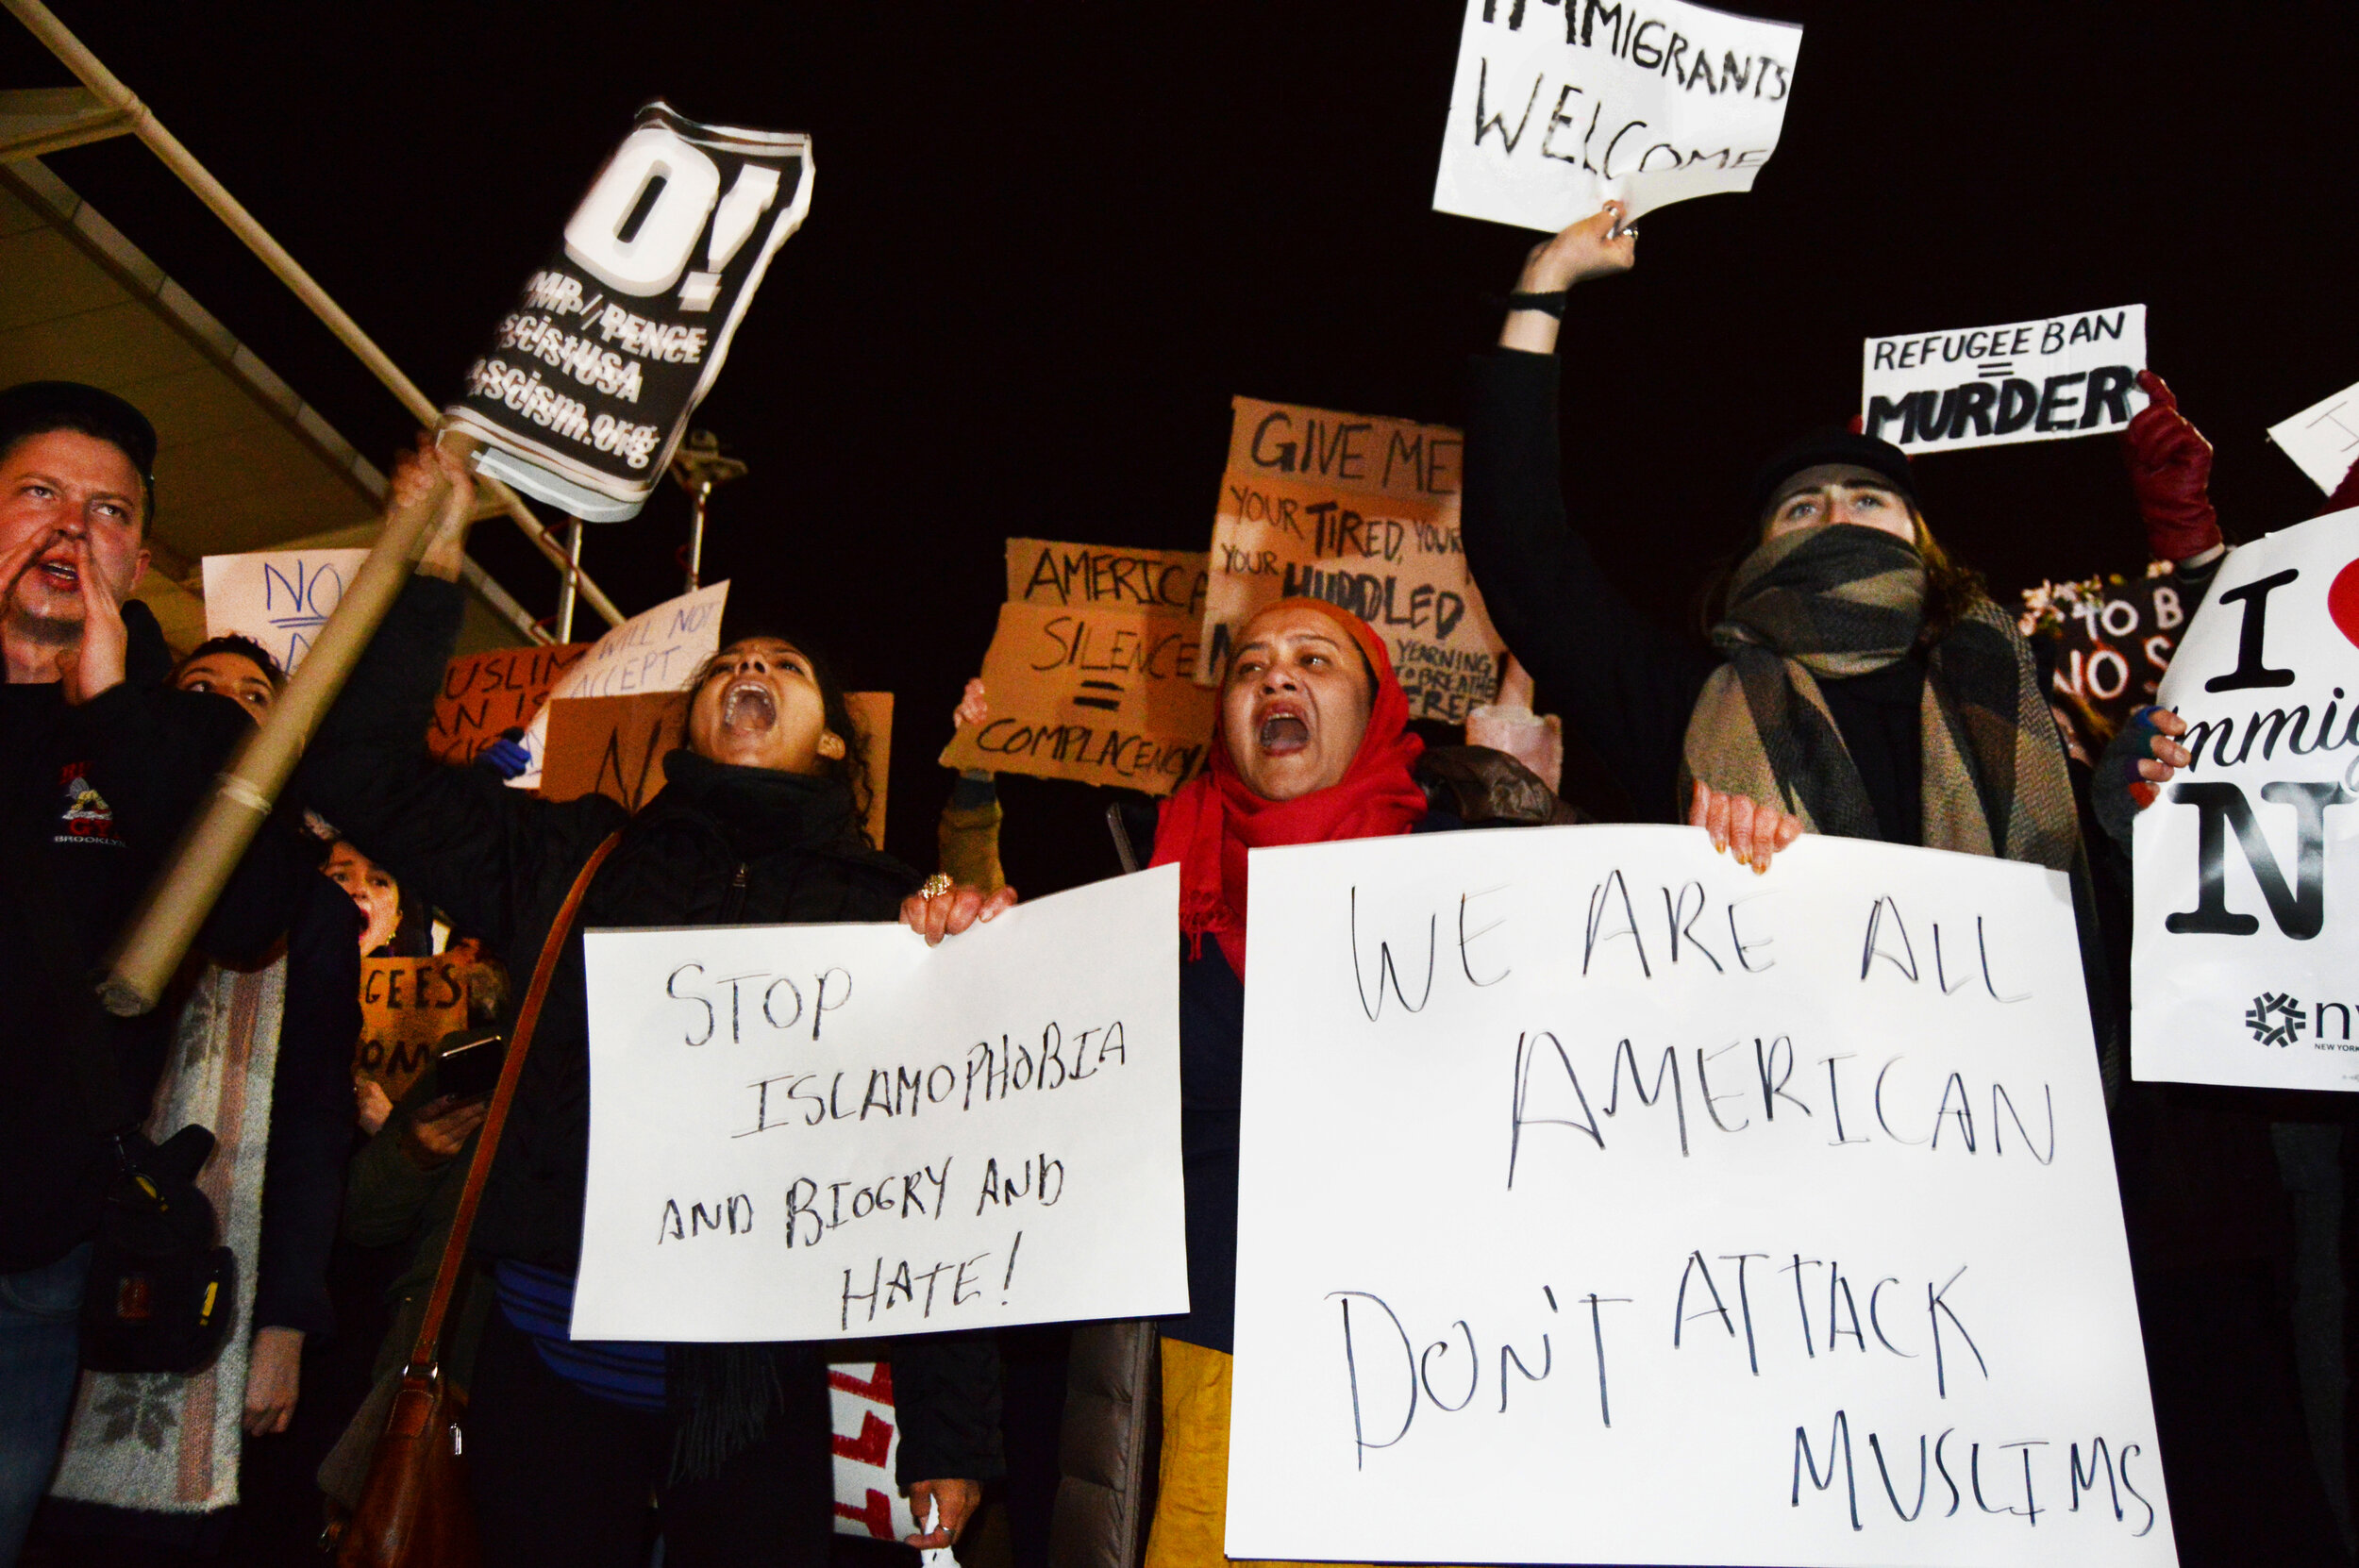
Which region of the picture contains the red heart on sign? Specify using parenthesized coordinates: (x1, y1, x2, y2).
(2332, 559, 2359, 649)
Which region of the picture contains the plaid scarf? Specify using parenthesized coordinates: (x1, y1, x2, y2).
(1681, 525, 2079, 871)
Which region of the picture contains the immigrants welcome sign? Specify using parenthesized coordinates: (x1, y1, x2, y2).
(2134, 508, 2359, 1092)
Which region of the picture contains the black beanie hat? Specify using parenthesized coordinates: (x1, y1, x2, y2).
(0, 380, 159, 517)
(1746, 426, 1915, 525)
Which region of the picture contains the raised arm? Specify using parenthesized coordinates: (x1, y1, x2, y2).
(300, 440, 623, 950)
(1462, 204, 1718, 821)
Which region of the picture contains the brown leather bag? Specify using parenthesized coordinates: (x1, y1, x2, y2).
(339, 832, 622, 1568)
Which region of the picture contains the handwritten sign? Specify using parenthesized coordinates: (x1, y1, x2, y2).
(444, 103, 813, 522)
(1862, 306, 2149, 454)
(1227, 826, 2170, 1566)
(572, 864, 1186, 1341)
(355, 954, 471, 1101)
(509, 580, 727, 790)
(428, 643, 590, 764)
(1201, 397, 1505, 723)
(201, 547, 370, 673)
(1005, 538, 1209, 618)
(942, 602, 1214, 795)
(2267, 376, 2359, 494)
(1431, 0, 1803, 232)
(2020, 565, 2193, 741)
(541, 687, 892, 842)
(2133, 509, 2359, 1093)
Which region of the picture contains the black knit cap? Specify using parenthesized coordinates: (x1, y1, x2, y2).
(0, 380, 159, 516)
(1746, 426, 1915, 524)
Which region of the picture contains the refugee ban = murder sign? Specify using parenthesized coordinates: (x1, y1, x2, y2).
(1202, 398, 1506, 724)
(445, 102, 812, 522)
(2133, 508, 2359, 1093)
(1861, 305, 2149, 455)
(1432, 0, 1802, 232)
(1226, 827, 2171, 1567)
(571, 865, 1187, 1342)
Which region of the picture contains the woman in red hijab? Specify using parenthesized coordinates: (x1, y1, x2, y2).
(1143, 597, 1439, 1568)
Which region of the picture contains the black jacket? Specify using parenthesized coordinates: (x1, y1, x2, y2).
(0, 602, 254, 1271)
(303, 576, 1002, 1482)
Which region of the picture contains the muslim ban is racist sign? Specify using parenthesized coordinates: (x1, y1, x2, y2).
(1201, 397, 1506, 725)
(569, 865, 1187, 1342)
(444, 102, 812, 522)
(2133, 508, 2359, 1093)
(1432, 0, 1802, 232)
(1861, 306, 2148, 455)
(1226, 827, 2170, 1566)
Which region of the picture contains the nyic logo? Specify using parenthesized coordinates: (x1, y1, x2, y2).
(2244, 993, 2359, 1049)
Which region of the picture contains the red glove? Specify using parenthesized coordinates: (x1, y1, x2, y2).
(2120, 370, 2221, 559)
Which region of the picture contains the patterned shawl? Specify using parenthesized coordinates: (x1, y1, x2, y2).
(1681, 525, 2078, 870)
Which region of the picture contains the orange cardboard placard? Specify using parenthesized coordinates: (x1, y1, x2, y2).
(429, 642, 591, 764)
(1005, 538, 1209, 618)
(354, 954, 472, 1100)
(940, 600, 1214, 794)
(1201, 396, 1504, 723)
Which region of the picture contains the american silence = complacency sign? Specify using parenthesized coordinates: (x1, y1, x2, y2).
(1227, 826, 2171, 1567)
(445, 102, 813, 521)
(2134, 507, 2359, 1092)
(1862, 305, 2148, 455)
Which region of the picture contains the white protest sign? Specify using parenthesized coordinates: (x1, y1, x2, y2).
(1227, 826, 2171, 1566)
(1861, 306, 2148, 455)
(573, 864, 1186, 1342)
(1431, 0, 1802, 233)
(2133, 509, 2359, 1092)
(508, 579, 727, 790)
(200, 547, 370, 674)
(2267, 377, 2359, 494)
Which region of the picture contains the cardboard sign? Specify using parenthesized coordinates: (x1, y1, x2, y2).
(1227, 826, 2170, 1566)
(1200, 397, 1506, 723)
(508, 580, 728, 790)
(1005, 538, 1209, 618)
(941, 601, 1215, 795)
(428, 642, 590, 765)
(1861, 306, 2148, 454)
(2267, 377, 2359, 494)
(571, 864, 1187, 1342)
(445, 103, 813, 522)
(200, 547, 370, 673)
(354, 954, 472, 1101)
(2020, 564, 2196, 742)
(541, 687, 892, 843)
(2133, 509, 2359, 1092)
(1431, 0, 1802, 232)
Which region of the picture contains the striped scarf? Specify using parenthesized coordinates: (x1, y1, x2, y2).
(1681, 525, 2078, 870)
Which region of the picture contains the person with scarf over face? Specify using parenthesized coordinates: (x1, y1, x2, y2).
(1144, 596, 1487, 1568)
(1459, 203, 2126, 1090)
(298, 440, 1006, 1568)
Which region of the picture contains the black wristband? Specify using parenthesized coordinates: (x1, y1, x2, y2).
(1503, 291, 1567, 318)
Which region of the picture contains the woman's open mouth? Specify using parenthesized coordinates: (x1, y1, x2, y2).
(1257, 712, 1310, 755)
(719, 678, 778, 732)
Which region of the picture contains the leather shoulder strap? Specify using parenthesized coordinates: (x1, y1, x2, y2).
(404, 829, 623, 1376)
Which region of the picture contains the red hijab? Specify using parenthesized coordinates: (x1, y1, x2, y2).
(1149, 598, 1427, 973)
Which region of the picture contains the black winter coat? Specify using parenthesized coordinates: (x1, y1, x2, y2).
(302, 576, 1002, 1483)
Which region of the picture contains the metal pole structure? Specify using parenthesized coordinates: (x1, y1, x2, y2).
(1, 0, 627, 631)
(99, 438, 466, 1016)
(668, 430, 746, 596)
(556, 517, 583, 643)
(685, 483, 710, 594)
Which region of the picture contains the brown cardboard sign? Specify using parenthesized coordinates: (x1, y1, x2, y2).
(1201, 396, 1505, 723)
(355, 955, 472, 1100)
(1005, 538, 1210, 619)
(429, 642, 591, 764)
(941, 601, 1214, 794)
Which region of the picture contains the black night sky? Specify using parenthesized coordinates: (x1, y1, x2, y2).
(8, 2, 2357, 892)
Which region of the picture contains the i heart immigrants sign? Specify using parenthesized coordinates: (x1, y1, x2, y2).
(2133, 507, 2359, 1092)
